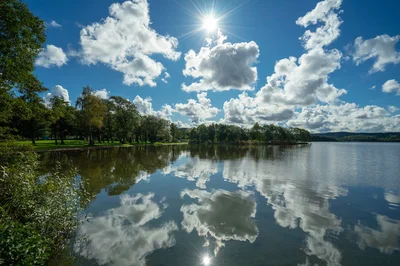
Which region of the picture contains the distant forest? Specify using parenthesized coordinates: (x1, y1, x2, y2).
(312, 132, 400, 142)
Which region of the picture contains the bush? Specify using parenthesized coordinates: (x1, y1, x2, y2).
(0, 144, 89, 265)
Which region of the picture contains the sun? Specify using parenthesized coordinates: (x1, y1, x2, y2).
(202, 15, 218, 32)
(202, 255, 212, 265)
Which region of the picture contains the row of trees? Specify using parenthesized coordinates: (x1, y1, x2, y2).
(188, 123, 311, 144)
(2, 85, 185, 145)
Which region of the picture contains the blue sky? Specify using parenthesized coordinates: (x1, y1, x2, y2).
(27, 0, 400, 132)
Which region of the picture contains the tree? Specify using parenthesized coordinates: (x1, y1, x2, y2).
(170, 123, 179, 142)
(110, 96, 139, 144)
(103, 99, 116, 143)
(0, 0, 46, 91)
(0, 0, 46, 140)
(76, 87, 106, 145)
(49, 96, 71, 145)
(141, 116, 171, 143)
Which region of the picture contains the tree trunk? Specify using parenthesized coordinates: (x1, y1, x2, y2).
(59, 120, 65, 145)
(54, 124, 58, 145)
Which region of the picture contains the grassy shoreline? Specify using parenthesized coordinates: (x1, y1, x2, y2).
(2, 140, 189, 152)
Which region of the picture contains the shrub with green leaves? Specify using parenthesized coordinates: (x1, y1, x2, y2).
(0, 144, 89, 265)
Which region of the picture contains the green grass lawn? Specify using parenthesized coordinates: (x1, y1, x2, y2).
(10, 139, 130, 150)
(5, 140, 188, 150)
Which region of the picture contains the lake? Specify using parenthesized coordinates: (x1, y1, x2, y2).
(40, 142, 400, 266)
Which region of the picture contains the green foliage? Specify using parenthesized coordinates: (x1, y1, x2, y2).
(0, 0, 46, 91)
(189, 123, 311, 144)
(76, 87, 107, 145)
(0, 145, 89, 264)
(110, 96, 140, 143)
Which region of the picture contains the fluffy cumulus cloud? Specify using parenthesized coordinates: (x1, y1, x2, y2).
(180, 189, 258, 255)
(93, 88, 110, 99)
(78, 0, 180, 87)
(133, 95, 173, 119)
(222, 92, 293, 125)
(353, 35, 400, 73)
(74, 193, 178, 266)
(287, 103, 400, 132)
(388, 106, 399, 113)
(46, 20, 62, 28)
(35, 45, 68, 68)
(296, 0, 342, 50)
(220, 0, 347, 127)
(182, 32, 259, 92)
(256, 48, 346, 106)
(43, 85, 70, 107)
(382, 79, 400, 95)
(174, 92, 219, 124)
(256, 0, 346, 107)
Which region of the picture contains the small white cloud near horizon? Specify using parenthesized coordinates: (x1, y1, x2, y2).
(382, 79, 400, 95)
(133, 95, 173, 119)
(93, 89, 110, 99)
(43, 85, 70, 107)
(35, 45, 68, 68)
(46, 20, 62, 28)
(174, 92, 219, 124)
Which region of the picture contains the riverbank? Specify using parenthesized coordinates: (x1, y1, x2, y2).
(5, 140, 189, 152)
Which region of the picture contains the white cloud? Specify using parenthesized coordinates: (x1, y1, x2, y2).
(133, 95, 173, 119)
(46, 20, 62, 28)
(213, 0, 348, 128)
(222, 92, 294, 125)
(174, 92, 219, 124)
(93, 88, 110, 99)
(287, 103, 400, 132)
(35, 44, 68, 68)
(234, 0, 346, 113)
(74, 193, 178, 266)
(296, 0, 342, 50)
(161, 72, 170, 83)
(388, 106, 399, 113)
(382, 79, 400, 95)
(78, 0, 180, 86)
(256, 46, 346, 107)
(182, 32, 259, 92)
(180, 189, 258, 255)
(43, 85, 70, 107)
(353, 35, 400, 73)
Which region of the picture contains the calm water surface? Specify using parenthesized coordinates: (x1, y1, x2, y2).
(40, 142, 400, 266)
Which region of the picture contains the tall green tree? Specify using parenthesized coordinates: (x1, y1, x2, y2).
(0, 0, 46, 139)
(76, 87, 106, 145)
(49, 96, 72, 145)
(110, 96, 139, 144)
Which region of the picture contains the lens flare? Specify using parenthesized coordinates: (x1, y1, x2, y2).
(202, 255, 211, 265)
(202, 15, 218, 32)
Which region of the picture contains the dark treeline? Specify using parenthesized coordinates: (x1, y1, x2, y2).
(311, 132, 400, 142)
(188, 123, 311, 144)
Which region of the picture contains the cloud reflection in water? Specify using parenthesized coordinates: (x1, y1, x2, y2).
(74, 193, 178, 266)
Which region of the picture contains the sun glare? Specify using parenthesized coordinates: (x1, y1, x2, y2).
(202, 255, 211, 265)
(202, 15, 218, 32)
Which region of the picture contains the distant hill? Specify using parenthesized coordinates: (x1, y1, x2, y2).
(311, 132, 400, 142)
